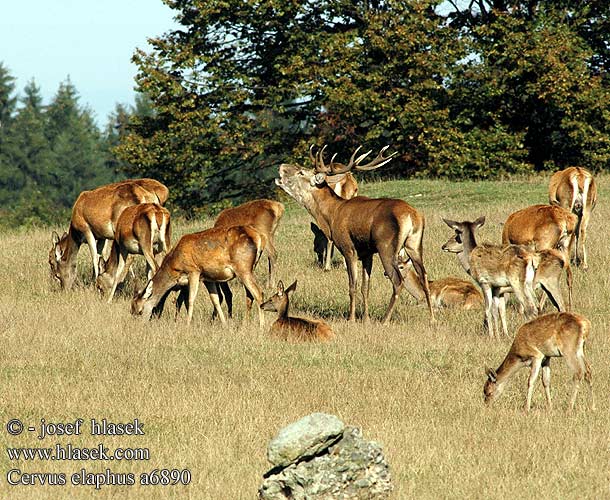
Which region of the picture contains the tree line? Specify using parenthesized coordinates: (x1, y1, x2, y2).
(2, 1, 610, 224)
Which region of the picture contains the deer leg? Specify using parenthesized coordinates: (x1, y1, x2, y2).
(175, 287, 188, 321)
(221, 282, 233, 318)
(345, 254, 359, 321)
(565, 341, 591, 411)
(481, 285, 494, 337)
(512, 283, 538, 320)
(186, 273, 201, 325)
(266, 241, 278, 288)
(324, 240, 333, 272)
(579, 209, 591, 270)
(491, 293, 502, 338)
(377, 251, 403, 325)
(404, 246, 435, 323)
(361, 255, 373, 323)
(101, 239, 113, 262)
(204, 282, 226, 325)
(525, 357, 543, 412)
(240, 273, 264, 329)
(107, 249, 128, 303)
(541, 357, 552, 410)
(496, 293, 508, 337)
(85, 230, 100, 279)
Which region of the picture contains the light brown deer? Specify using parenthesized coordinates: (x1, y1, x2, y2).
(308, 146, 359, 271)
(277, 144, 434, 323)
(131, 225, 265, 327)
(400, 264, 483, 310)
(213, 199, 284, 288)
(260, 280, 334, 342)
(502, 204, 577, 256)
(49, 179, 167, 290)
(484, 312, 593, 412)
(442, 217, 539, 337)
(549, 167, 597, 270)
(96, 203, 171, 302)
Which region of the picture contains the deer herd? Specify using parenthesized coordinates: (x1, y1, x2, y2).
(48, 149, 597, 412)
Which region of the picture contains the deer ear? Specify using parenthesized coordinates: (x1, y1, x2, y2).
(52, 231, 60, 246)
(286, 280, 297, 294)
(474, 216, 486, 228)
(486, 367, 497, 382)
(277, 280, 285, 295)
(442, 218, 459, 229)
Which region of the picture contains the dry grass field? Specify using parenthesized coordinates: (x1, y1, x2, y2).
(1, 176, 609, 499)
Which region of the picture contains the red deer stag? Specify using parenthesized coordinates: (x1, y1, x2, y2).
(277, 144, 434, 323)
(308, 146, 359, 270)
(213, 199, 284, 288)
(260, 280, 334, 341)
(131, 226, 265, 327)
(96, 203, 171, 302)
(548, 167, 597, 270)
(484, 312, 593, 412)
(442, 217, 539, 337)
(49, 179, 167, 290)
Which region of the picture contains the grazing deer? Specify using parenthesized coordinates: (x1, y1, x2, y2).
(277, 144, 434, 323)
(549, 167, 597, 270)
(213, 199, 284, 288)
(49, 180, 167, 289)
(131, 226, 265, 327)
(96, 203, 171, 303)
(484, 312, 593, 412)
(260, 280, 334, 341)
(502, 204, 577, 256)
(442, 217, 539, 337)
(307, 147, 359, 271)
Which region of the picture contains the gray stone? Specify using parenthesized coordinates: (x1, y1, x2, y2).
(267, 413, 345, 468)
(259, 425, 393, 500)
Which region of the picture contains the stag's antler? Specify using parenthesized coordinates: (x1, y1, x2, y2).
(310, 145, 331, 173)
(330, 145, 397, 174)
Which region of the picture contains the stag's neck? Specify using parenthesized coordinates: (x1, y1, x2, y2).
(308, 186, 345, 236)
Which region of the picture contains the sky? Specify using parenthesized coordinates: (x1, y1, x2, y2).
(0, 0, 179, 127)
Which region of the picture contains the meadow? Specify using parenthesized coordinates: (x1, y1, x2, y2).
(0, 175, 608, 499)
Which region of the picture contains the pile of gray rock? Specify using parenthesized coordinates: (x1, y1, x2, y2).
(258, 413, 393, 499)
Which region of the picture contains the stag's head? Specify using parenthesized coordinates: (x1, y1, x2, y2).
(49, 231, 77, 290)
(276, 145, 396, 207)
(95, 257, 113, 295)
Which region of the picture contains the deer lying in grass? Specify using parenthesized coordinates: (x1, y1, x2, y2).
(442, 217, 539, 337)
(277, 144, 434, 323)
(96, 203, 171, 303)
(213, 199, 284, 288)
(549, 167, 597, 270)
(400, 265, 483, 310)
(484, 312, 593, 412)
(260, 280, 334, 342)
(49, 179, 167, 290)
(131, 226, 265, 327)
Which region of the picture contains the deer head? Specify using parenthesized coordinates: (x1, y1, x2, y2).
(48, 231, 77, 290)
(260, 280, 297, 316)
(276, 145, 396, 206)
(483, 366, 504, 404)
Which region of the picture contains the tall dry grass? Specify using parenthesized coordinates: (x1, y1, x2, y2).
(0, 176, 608, 499)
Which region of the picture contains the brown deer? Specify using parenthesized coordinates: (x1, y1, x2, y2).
(96, 203, 171, 302)
(213, 199, 284, 288)
(277, 144, 434, 324)
(308, 146, 359, 271)
(49, 179, 167, 290)
(400, 264, 483, 310)
(502, 204, 577, 256)
(260, 280, 334, 341)
(484, 312, 593, 412)
(502, 204, 575, 312)
(549, 167, 597, 270)
(442, 217, 539, 337)
(131, 225, 265, 327)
